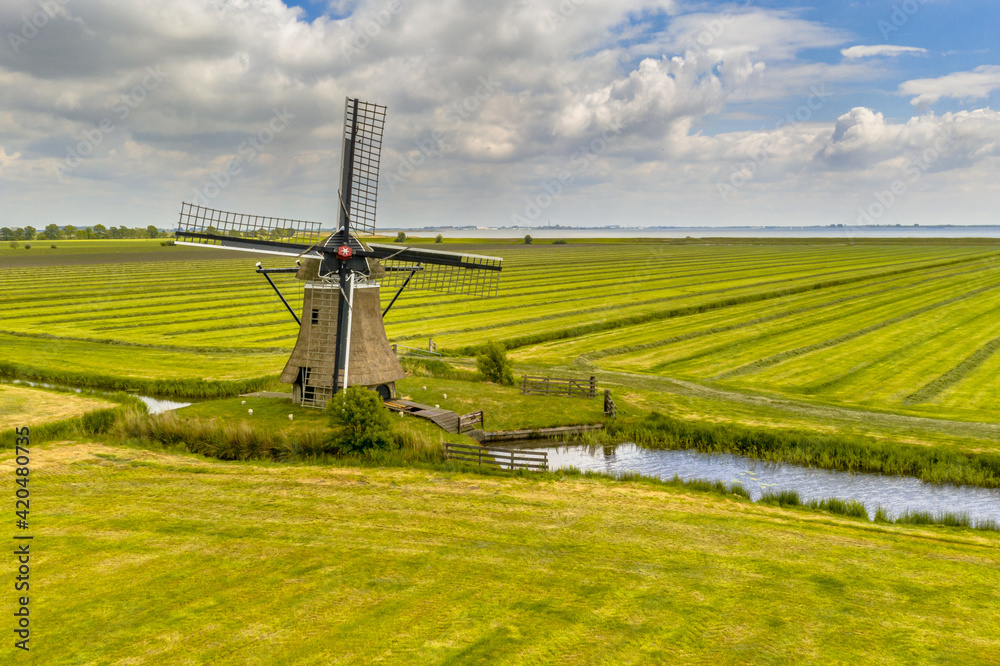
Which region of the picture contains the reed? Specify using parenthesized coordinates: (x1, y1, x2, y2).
(759, 489, 802, 507)
(808, 497, 868, 519)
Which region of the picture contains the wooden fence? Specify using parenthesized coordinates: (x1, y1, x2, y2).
(520, 375, 597, 398)
(391, 343, 442, 359)
(604, 389, 617, 418)
(458, 410, 484, 434)
(444, 443, 548, 471)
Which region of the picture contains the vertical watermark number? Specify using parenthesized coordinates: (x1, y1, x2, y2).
(13, 427, 31, 652)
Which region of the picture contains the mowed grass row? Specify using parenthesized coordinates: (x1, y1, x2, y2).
(615, 262, 1000, 378)
(509, 258, 995, 366)
(3, 242, 960, 313)
(6, 243, 988, 351)
(6, 240, 1000, 423)
(589, 262, 1000, 419)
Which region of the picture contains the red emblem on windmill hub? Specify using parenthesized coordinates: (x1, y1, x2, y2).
(337, 245, 354, 260)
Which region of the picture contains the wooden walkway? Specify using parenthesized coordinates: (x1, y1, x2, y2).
(384, 399, 485, 435)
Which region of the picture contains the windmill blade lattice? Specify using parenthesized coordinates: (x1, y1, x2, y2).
(176, 202, 327, 247)
(340, 99, 387, 235)
(368, 244, 502, 297)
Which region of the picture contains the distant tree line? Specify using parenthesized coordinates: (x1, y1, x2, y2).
(0, 225, 173, 241)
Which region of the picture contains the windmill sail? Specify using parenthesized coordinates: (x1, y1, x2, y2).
(368, 244, 502, 297)
(339, 98, 387, 235)
(175, 202, 328, 258)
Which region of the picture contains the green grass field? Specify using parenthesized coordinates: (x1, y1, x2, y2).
(6, 237, 1000, 447)
(6, 238, 1000, 662)
(7, 441, 1000, 664)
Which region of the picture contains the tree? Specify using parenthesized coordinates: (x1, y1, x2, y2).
(524, 234, 532, 244)
(0, 228, 12, 241)
(394, 231, 406, 243)
(92, 224, 107, 239)
(8, 241, 18, 249)
(44, 224, 62, 240)
(63, 225, 77, 239)
(146, 225, 158, 238)
(23, 226, 36, 241)
(435, 234, 443, 243)
(476, 341, 514, 385)
(325, 386, 396, 455)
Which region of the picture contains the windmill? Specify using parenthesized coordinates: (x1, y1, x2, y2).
(175, 98, 502, 408)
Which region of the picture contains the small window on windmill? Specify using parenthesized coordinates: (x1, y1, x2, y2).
(311, 309, 319, 325)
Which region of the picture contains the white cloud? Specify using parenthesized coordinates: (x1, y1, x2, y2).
(841, 45, 927, 59)
(0, 0, 998, 229)
(900, 65, 1000, 109)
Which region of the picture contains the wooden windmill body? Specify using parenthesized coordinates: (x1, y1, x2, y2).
(175, 98, 501, 407)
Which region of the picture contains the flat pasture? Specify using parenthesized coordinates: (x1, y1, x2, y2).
(5, 238, 1000, 426)
(7, 441, 999, 664)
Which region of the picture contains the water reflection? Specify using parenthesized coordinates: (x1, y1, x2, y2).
(543, 443, 1000, 523)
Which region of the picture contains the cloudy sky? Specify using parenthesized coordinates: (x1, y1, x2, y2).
(1, 0, 999, 230)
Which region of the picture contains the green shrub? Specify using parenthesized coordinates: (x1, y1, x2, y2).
(476, 341, 514, 385)
(325, 386, 396, 455)
(401, 357, 479, 381)
(524, 235, 532, 244)
(23, 243, 30, 249)
(553, 239, 566, 245)
(435, 234, 443, 243)
(394, 231, 406, 243)
(8, 241, 17, 249)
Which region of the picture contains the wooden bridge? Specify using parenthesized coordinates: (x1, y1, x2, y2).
(384, 399, 483, 435)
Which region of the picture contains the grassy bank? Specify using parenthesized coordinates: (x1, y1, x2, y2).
(8, 441, 1000, 664)
(0, 383, 117, 429)
(0, 400, 142, 449)
(0, 360, 277, 398)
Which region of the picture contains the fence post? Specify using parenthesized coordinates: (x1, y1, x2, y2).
(589, 376, 596, 398)
(511, 449, 515, 471)
(478, 447, 482, 467)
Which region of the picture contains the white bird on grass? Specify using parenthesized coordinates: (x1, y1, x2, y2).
(248, 409, 253, 416)
(241, 400, 246, 405)
(288, 414, 294, 421)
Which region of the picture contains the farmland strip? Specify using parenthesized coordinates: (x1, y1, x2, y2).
(903, 336, 1000, 405)
(716, 280, 1000, 380)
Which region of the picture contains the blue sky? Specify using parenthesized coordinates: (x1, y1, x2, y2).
(2, 0, 1000, 229)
